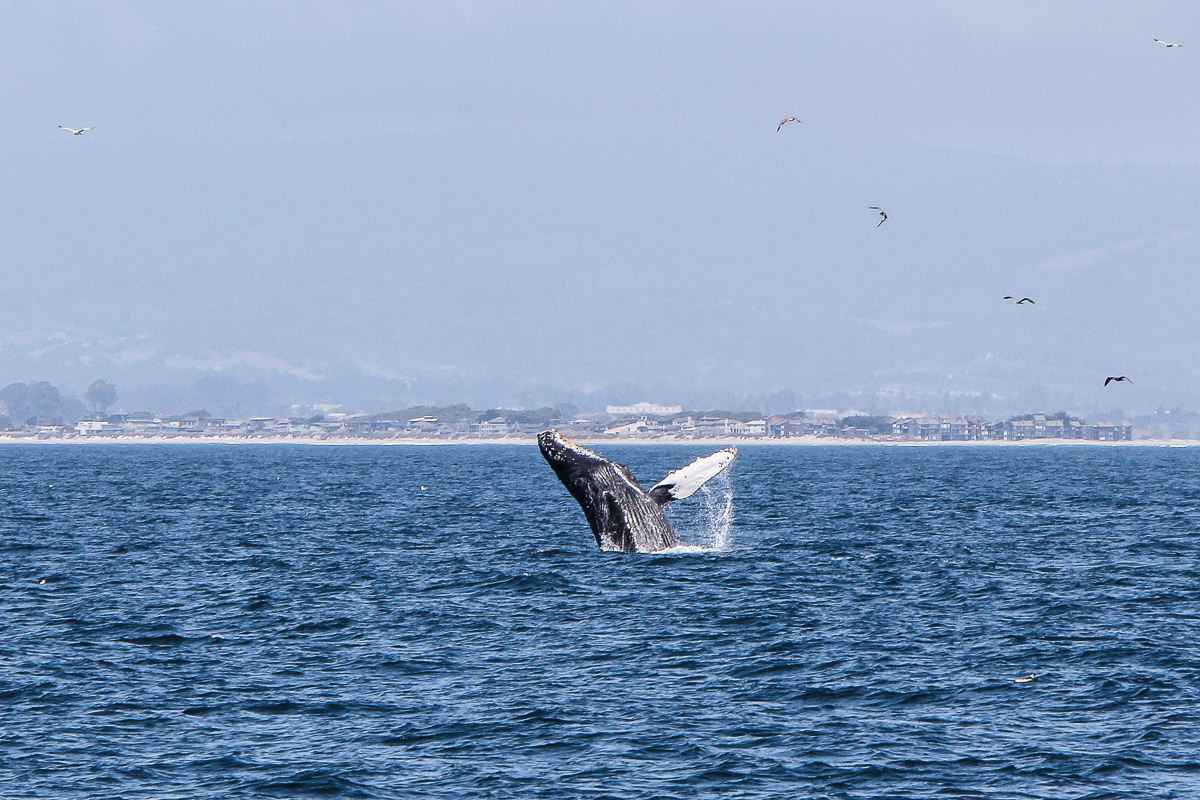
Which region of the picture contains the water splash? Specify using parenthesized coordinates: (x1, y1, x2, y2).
(700, 470, 735, 550)
(664, 470, 734, 552)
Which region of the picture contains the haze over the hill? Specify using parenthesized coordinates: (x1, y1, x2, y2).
(4, 2, 1200, 418)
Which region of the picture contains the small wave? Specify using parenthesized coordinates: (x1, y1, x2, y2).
(377, 656, 456, 675)
(182, 705, 222, 717)
(245, 700, 305, 715)
(0, 680, 59, 703)
(118, 633, 192, 647)
(189, 754, 257, 771)
(378, 719, 514, 746)
(243, 769, 377, 798)
(289, 616, 354, 633)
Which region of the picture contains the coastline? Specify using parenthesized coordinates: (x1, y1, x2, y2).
(0, 434, 1194, 447)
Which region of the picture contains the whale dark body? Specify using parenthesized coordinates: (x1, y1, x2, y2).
(538, 429, 735, 553)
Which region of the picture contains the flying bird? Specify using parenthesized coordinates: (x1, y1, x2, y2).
(1154, 38, 1183, 47)
(869, 207, 887, 226)
(776, 116, 799, 131)
(58, 126, 94, 135)
(1003, 296, 1035, 304)
(1104, 376, 1131, 386)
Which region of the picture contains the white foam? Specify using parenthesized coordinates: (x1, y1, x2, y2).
(656, 544, 715, 555)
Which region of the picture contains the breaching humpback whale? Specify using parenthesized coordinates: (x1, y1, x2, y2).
(538, 429, 736, 552)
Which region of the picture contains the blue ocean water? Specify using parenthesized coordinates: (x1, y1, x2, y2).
(2, 443, 1199, 799)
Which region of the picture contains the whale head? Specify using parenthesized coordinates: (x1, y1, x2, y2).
(537, 429, 608, 476)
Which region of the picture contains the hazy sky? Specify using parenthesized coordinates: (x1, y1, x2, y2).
(4, 2, 1200, 414)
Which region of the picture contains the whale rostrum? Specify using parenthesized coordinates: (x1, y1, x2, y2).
(538, 429, 736, 552)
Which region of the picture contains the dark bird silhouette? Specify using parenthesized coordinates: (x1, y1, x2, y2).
(869, 207, 887, 226)
(1002, 296, 1035, 304)
(58, 126, 94, 135)
(1154, 38, 1183, 47)
(776, 116, 799, 131)
(1104, 376, 1131, 386)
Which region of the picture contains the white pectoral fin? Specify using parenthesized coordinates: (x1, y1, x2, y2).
(648, 447, 736, 504)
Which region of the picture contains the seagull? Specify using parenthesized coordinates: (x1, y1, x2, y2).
(59, 126, 94, 135)
(869, 207, 887, 226)
(776, 116, 799, 131)
(1003, 296, 1035, 304)
(1104, 376, 1131, 386)
(1154, 38, 1183, 47)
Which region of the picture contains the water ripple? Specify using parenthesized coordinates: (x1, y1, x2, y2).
(1, 444, 1199, 798)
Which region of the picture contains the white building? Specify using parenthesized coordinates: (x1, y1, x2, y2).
(472, 417, 511, 435)
(606, 402, 683, 416)
(76, 420, 120, 435)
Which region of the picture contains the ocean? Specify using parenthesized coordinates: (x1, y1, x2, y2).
(2, 443, 1198, 799)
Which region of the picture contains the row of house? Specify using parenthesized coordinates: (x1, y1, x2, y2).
(603, 415, 844, 438)
(1, 409, 1132, 442)
(75, 412, 238, 436)
(57, 412, 555, 439)
(891, 414, 1133, 441)
(598, 413, 1134, 441)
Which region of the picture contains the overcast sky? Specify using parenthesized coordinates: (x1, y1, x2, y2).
(3, 2, 1200, 414)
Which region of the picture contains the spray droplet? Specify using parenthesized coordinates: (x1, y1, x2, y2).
(700, 472, 734, 551)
